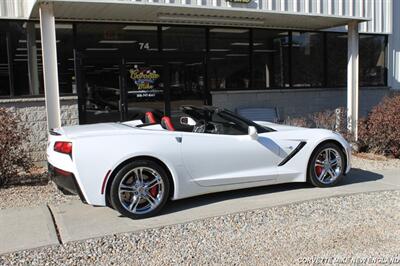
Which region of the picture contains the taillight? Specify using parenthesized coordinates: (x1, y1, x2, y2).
(54, 141, 72, 156)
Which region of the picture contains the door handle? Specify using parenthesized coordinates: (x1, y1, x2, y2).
(175, 137, 182, 143)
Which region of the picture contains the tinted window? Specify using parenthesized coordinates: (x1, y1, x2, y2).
(252, 30, 289, 88)
(291, 32, 324, 87)
(162, 26, 205, 52)
(360, 35, 386, 86)
(326, 33, 347, 87)
(208, 28, 250, 90)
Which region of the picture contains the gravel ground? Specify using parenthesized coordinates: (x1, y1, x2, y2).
(352, 153, 400, 171)
(0, 182, 77, 210)
(1, 190, 399, 265)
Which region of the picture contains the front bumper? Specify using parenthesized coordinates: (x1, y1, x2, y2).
(345, 144, 352, 174)
(48, 163, 87, 203)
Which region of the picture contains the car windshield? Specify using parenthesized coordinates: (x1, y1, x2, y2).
(180, 106, 274, 135)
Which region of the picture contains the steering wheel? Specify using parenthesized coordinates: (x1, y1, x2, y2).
(205, 122, 219, 134)
(193, 119, 206, 133)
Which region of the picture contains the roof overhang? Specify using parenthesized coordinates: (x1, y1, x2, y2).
(29, 0, 369, 30)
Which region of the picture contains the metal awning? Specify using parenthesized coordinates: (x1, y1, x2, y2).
(29, 0, 368, 30)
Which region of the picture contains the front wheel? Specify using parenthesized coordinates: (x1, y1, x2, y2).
(110, 160, 170, 219)
(308, 143, 345, 187)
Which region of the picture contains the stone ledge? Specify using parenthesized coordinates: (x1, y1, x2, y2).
(210, 87, 391, 95)
(0, 95, 78, 104)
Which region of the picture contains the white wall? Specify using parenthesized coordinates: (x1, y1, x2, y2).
(0, 0, 392, 34)
(258, 0, 391, 34)
(388, 0, 399, 90)
(0, 0, 36, 19)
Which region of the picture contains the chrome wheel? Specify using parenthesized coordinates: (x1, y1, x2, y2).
(118, 166, 165, 215)
(314, 148, 343, 185)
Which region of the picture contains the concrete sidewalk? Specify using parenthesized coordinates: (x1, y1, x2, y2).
(1, 168, 399, 255)
(0, 205, 59, 254)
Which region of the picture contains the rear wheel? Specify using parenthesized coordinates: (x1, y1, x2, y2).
(110, 160, 170, 219)
(308, 143, 345, 187)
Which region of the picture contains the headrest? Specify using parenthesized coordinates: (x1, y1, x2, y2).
(145, 112, 157, 124)
(161, 116, 175, 131)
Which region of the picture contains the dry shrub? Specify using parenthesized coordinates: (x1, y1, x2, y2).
(312, 109, 336, 131)
(285, 107, 355, 143)
(286, 107, 347, 131)
(0, 108, 33, 186)
(358, 94, 400, 158)
(285, 117, 312, 128)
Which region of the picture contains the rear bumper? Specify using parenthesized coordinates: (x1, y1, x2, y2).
(48, 163, 87, 204)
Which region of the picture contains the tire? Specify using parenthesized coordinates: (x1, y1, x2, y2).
(109, 160, 170, 219)
(307, 142, 345, 188)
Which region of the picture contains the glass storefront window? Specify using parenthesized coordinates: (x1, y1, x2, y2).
(360, 35, 386, 86)
(77, 23, 158, 53)
(0, 21, 74, 97)
(163, 26, 206, 110)
(209, 28, 250, 90)
(9, 22, 30, 96)
(162, 26, 205, 52)
(327, 33, 347, 87)
(0, 28, 10, 96)
(55, 24, 74, 94)
(252, 30, 289, 88)
(291, 32, 324, 87)
(0, 20, 389, 105)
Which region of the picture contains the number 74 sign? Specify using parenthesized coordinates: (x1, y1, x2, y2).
(138, 42, 150, 50)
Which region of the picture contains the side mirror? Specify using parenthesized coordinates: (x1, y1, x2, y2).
(180, 116, 196, 126)
(248, 126, 258, 140)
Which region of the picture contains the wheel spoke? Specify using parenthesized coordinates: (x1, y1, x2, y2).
(330, 157, 338, 166)
(144, 193, 157, 207)
(134, 168, 144, 183)
(129, 196, 141, 212)
(325, 149, 330, 163)
(315, 160, 324, 166)
(145, 177, 162, 189)
(325, 168, 333, 178)
(119, 184, 135, 193)
(318, 168, 327, 181)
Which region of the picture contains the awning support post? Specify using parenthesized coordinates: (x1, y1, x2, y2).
(39, 2, 61, 130)
(347, 21, 359, 141)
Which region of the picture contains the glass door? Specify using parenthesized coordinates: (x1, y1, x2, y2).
(122, 59, 166, 121)
(121, 54, 207, 121)
(77, 54, 207, 124)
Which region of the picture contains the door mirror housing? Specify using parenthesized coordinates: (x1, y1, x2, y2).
(180, 116, 196, 126)
(248, 126, 258, 140)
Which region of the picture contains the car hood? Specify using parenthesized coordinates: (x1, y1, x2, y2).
(256, 121, 347, 148)
(255, 121, 309, 132)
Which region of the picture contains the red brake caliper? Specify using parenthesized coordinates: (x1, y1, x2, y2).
(315, 166, 323, 176)
(149, 183, 158, 197)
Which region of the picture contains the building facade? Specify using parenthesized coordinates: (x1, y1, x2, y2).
(0, 0, 398, 162)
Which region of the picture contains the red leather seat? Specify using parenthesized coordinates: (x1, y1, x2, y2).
(145, 112, 157, 124)
(161, 116, 175, 131)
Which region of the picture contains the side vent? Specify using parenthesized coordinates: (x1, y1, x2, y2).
(278, 141, 306, 166)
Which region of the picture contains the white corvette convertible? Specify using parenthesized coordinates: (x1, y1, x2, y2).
(47, 106, 351, 219)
